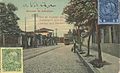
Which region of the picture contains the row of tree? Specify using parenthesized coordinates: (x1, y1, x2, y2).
(63, 0, 103, 63)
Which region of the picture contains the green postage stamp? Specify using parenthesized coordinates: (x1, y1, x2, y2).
(1, 47, 23, 73)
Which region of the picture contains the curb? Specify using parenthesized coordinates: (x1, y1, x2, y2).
(76, 49, 96, 73)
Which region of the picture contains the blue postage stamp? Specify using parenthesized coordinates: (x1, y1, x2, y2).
(98, 0, 119, 24)
(119, 0, 120, 22)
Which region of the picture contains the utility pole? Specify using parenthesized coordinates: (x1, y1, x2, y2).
(55, 28, 57, 38)
(33, 14, 37, 47)
(25, 17, 26, 32)
(34, 14, 37, 32)
(24, 16, 28, 48)
(55, 28, 57, 45)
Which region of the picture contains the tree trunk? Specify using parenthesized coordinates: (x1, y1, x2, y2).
(96, 24, 102, 62)
(87, 34, 91, 56)
(94, 0, 102, 62)
(77, 26, 82, 51)
(3, 33, 5, 46)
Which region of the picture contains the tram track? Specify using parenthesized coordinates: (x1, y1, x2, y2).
(24, 45, 90, 73)
(24, 45, 64, 61)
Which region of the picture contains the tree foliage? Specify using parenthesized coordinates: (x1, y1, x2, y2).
(0, 3, 21, 34)
(63, 0, 97, 35)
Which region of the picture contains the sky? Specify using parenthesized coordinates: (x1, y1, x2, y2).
(2, 0, 74, 37)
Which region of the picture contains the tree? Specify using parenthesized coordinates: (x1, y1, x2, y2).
(0, 3, 21, 46)
(63, 0, 103, 63)
(0, 3, 21, 34)
(63, 0, 87, 52)
(63, 0, 96, 54)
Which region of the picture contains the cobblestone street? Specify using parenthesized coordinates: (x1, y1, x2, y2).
(24, 44, 89, 73)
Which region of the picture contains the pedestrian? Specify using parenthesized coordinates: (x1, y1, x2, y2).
(71, 40, 76, 53)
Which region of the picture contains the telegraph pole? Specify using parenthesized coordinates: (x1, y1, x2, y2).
(24, 16, 27, 48)
(33, 14, 37, 47)
(55, 28, 57, 45)
(55, 28, 57, 38)
(25, 17, 26, 32)
(34, 14, 37, 32)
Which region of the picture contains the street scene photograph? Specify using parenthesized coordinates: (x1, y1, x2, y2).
(0, 0, 120, 73)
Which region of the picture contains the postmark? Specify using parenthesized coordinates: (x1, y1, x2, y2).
(98, 0, 119, 24)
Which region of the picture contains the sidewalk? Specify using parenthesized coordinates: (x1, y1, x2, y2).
(77, 46, 119, 73)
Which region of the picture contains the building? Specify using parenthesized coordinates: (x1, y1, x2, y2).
(35, 28, 55, 46)
(0, 33, 22, 47)
(91, 25, 120, 57)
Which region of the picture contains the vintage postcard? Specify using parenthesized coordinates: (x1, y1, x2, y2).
(0, 0, 120, 73)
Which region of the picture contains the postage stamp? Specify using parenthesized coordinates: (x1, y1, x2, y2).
(1, 47, 23, 73)
(118, 0, 120, 24)
(98, 0, 119, 24)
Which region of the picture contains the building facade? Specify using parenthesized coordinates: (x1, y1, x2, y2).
(91, 25, 120, 57)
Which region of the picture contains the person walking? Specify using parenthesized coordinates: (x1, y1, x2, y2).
(71, 40, 76, 53)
